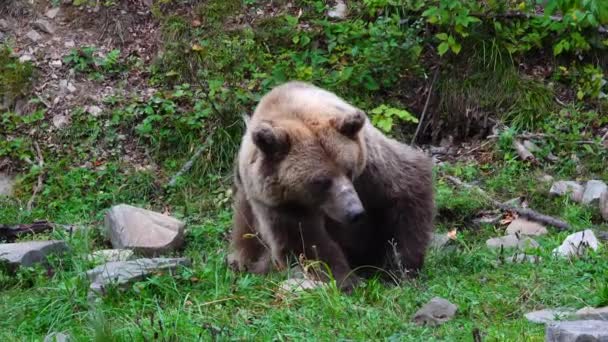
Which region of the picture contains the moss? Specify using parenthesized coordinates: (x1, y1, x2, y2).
(0, 45, 34, 110)
(196, 0, 242, 27)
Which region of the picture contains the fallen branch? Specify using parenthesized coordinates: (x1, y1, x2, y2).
(167, 134, 214, 188)
(512, 139, 538, 164)
(445, 175, 570, 230)
(0, 221, 55, 242)
(411, 67, 440, 145)
(27, 142, 45, 211)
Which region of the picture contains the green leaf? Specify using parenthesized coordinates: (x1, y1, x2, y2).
(435, 33, 449, 41)
(451, 42, 462, 54)
(438, 42, 449, 56)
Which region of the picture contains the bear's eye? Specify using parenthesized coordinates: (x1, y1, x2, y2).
(311, 177, 333, 192)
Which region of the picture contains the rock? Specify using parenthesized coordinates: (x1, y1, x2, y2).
(575, 306, 608, 321)
(525, 308, 575, 324)
(582, 180, 608, 205)
(430, 233, 451, 249)
(327, 0, 347, 20)
(600, 191, 608, 221)
(52, 114, 70, 129)
(50, 60, 62, 68)
(0, 172, 16, 196)
(506, 253, 542, 264)
(64, 40, 75, 48)
(412, 297, 458, 327)
(552, 229, 599, 258)
(88, 249, 134, 264)
(486, 235, 540, 250)
(67, 83, 76, 93)
(278, 278, 326, 296)
(45, 8, 61, 19)
(550, 181, 584, 203)
(86, 257, 191, 296)
(59, 80, 76, 94)
(26, 30, 43, 42)
(44, 332, 70, 342)
(506, 218, 548, 236)
(0, 240, 68, 268)
(545, 320, 608, 341)
(103, 204, 185, 256)
(85, 105, 103, 117)
(33, 19, 56, 34)
(19, 55, 33, 63)
(0, 19, 10, 30)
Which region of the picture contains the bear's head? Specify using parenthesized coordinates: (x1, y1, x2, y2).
(242, 109, 367, 225)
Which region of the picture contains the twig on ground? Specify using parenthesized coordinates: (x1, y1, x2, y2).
(0, 221, 55, 242)
(27, 142, 45, 211)
(167, 134, 214, 188)
(512, 139, 538, 164)
(411, 67, 440, 145)
(445, 175, 570, 230)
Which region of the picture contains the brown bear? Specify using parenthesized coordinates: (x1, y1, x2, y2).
(227, 81, 434, 292)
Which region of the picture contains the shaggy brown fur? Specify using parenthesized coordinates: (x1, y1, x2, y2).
(227, 81, 435, 292)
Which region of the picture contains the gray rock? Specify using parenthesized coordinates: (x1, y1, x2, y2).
(600, 191, 608, 221)
(0, 19, 10, 30)
(539, 174, 555, 183)
(45, 8, 61, 19)
(52, 114, 70, 129)
(277, 278, 326, 297)
(103, 204, 185, 256)
(85, 105, 103, 117)
(64, 40, 75, 48)
(327, 0, 347, 20)
(412, 297, 458, 327)
(0, 240, 68, 268)
(552, 229, 599, 258)
(546, 320, 608, 341)
(86, 257, 190, 295)
(575, 306, 608, 321)
(19, 55, 33, 63)
(506, 253, 542, 264)
(33, 19, 55, 34)
(525, 308, 575, 324)
(506, 218, 548, 236)
(0, 172, 16, 196)
(88, 249, 134, 264)
(550, 181, 584, 203)
(50, 60, 62, 68)
(486, 235, 540, 250)
(26, 30, 42, 42)
(44, 332, 70, 342)
(582, 180, 608, 205)
(430, 233, 451, 249)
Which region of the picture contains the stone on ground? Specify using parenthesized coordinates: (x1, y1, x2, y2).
(505, 218, 548, 236)
(277, 278, 326, 297)
(506, 253, 542, 264)
(327, 0, 347, 20)
(33, 19, 56, 34)
(44, 332, 70, 342)
(45, 7, 61, 19)
(552, 229, 599, 258)
(582, 180, 608, 205)
(26, 30, 42, 42)
(545, 320, 608, 341)
(86, 257, 191, 296)
(0, 172, 16, 196)
(430, 233, 451, 249)
(525, 308, 575, 324)
(412, 297, 458, 327)
(88, 249, 134, 264)
(549, 181, 584, 203)
(103, 204, 185, 256)
(0, 240, 68, 268)
(575, 306, 608, 321)
(601, 190, 608, 221)
(486, 235, 539, 250)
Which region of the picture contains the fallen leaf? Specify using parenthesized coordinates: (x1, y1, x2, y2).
(447, 229, 457, 240)
(191, 19, 201, 27)
(191, 44, 204, 52)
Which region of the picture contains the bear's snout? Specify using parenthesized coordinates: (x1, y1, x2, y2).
(346, 205, 365, 223)
(321, 177, 365, 225)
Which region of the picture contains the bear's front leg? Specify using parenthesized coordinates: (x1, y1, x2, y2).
(299, 224, 361, 293)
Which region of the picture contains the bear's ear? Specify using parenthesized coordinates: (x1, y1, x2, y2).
(332, 110, 365, 138)
(251, 121, 290, 157)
